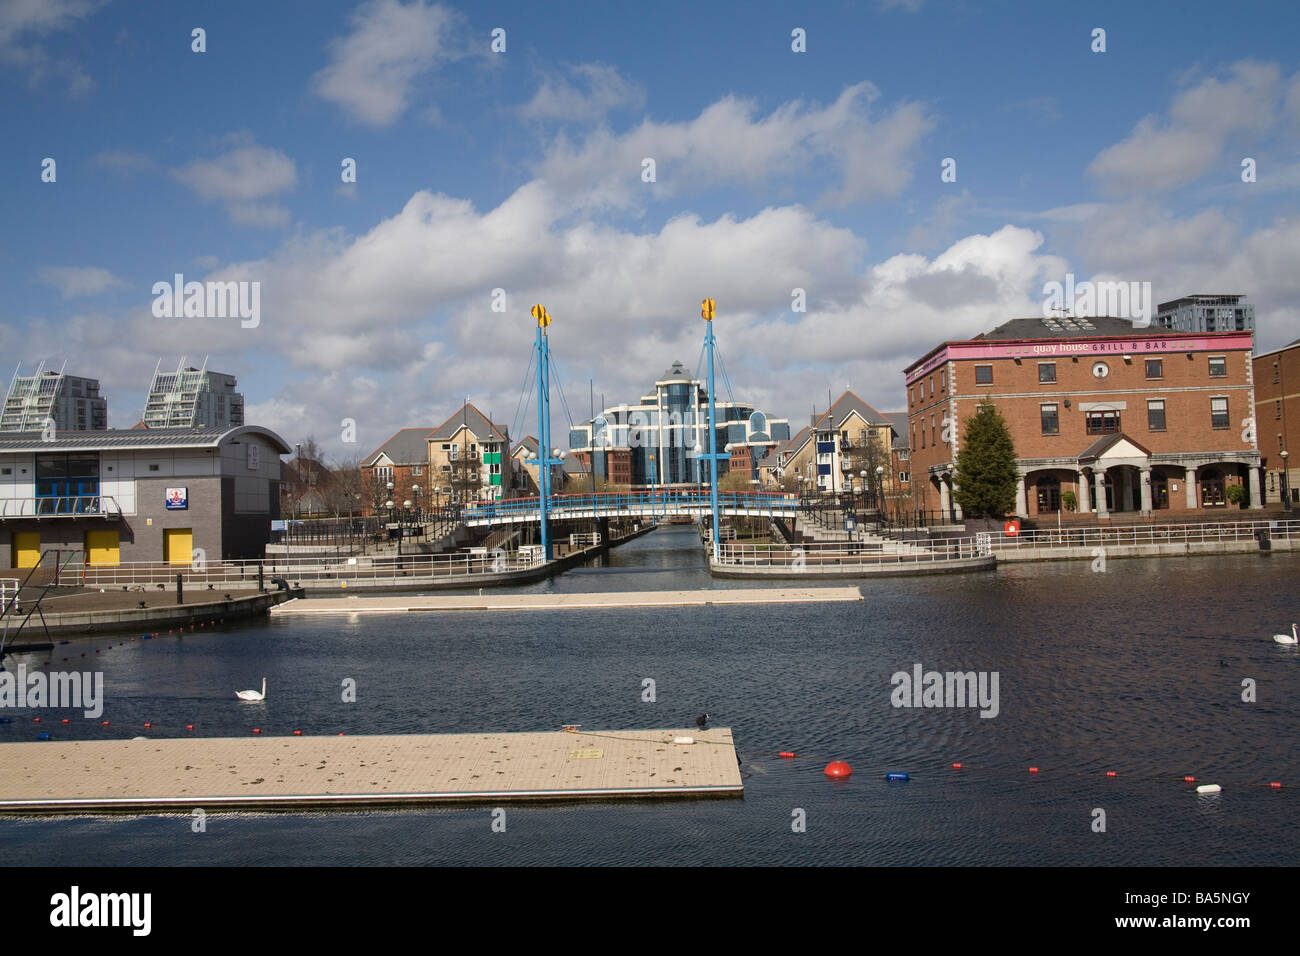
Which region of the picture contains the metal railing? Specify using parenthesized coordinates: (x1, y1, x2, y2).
(72, 549, 546, 588)
(0, 495, 123, 518)
(462, 490, 799, 523)
(714, 535, 991, 570)
(990, 518, 1300, 551)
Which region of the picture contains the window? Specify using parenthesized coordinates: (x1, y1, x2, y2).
(909, 387, 913, 405)
(148, 464, 160, 472)
(1040, 404, 1059, 435)
(1145, 359, 1163, 379)
(1210, 397, 1229, 429)
(1277, 400, 1283, 420)
(928, 377, 933, 396)
(0, 467, 10, 475)
(412, 465, 423, 476)
(940, 370, 946, 391)
(1275, 362, 1281, 384)
(1147, 399, 1166, 432)
(449, 445, 458, 461)
(899, 472, 909, 483)
(975, 365, 993, 385)
(1208, 356, 1227, 377)
(1086, 410, 1120, 434)
(1038, 363, 1056, 384)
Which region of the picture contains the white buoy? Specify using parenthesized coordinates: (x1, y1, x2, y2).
(1196, 784, 1222, 794)
(673, 736, 695, 745)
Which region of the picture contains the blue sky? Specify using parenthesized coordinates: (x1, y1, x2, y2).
(2, 0, 1298, 457)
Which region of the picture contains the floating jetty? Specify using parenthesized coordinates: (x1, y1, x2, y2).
(0, 728, 743, 813)
(269, 587, 863, 615)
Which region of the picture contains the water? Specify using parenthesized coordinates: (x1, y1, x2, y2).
(2, 525, 1297, 866)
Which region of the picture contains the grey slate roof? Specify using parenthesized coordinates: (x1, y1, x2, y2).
(812, 390, 891, 430)
(882, 412, 909, 451)
(428, 403, 508, 443)
(1077, 433, 1152, 460)
(975, 316, 1152, 341)
(0, 424, 291, 455)
(363, 426, 436, 467)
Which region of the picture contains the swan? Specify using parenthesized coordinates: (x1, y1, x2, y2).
(236, 678, 267, 701)
(1274, 624, 1298, 645)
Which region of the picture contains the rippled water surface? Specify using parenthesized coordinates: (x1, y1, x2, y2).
(2, 526, 1297, 866)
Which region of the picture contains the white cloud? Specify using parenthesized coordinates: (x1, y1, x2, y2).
(1088, 61, 1288, 193)
(535, 82, 934, 211)
(0, 0, 104, 95)
(174, 144, 297, 228)
(313, 0, 464, 126)
(38, 265, 124, 298)
(520, 63, 645, 124)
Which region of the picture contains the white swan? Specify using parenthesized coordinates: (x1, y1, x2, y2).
(1274, 624, 1298, 645)
(236, 678, 267, 701)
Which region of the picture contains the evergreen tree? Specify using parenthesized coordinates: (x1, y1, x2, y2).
(953, 400, 1018, 518)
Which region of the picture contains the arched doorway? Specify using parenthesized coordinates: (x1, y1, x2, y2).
(1035, 474, 1061, 514)
(1200, 467, 1225, 507)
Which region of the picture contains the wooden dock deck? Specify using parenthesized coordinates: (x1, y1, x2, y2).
(269, 586, 862, 615)
(0, 728, 743, 813)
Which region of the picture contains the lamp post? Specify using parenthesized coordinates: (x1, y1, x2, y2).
(875, 465, 885, 527)
(1282, 450, 1291, 512)
(412, 484, 421, 529)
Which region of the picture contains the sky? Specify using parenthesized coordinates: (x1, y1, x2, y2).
(2, 0, 1299, 460)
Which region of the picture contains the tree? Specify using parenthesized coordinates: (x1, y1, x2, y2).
(953, 400, 1018, 518)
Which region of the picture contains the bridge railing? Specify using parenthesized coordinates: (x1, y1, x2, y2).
(462, 490, 799, 521)
(989, 518, 1300, 551)
(715, 536, 991, 569)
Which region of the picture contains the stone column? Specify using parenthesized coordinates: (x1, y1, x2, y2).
(951, 481, 963, 521)
(1094, 468, 1108, 517)
(1078, 469, 1091, 512)
(1140, 467, 1153, 514)
(1015, 475, 1028, 518)
(1248, 466, 1262, 509)
(1185, 467, 1198, 510)
(939, 478, 951, 520)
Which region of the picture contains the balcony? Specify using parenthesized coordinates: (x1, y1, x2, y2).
(0, 496, 124, 520)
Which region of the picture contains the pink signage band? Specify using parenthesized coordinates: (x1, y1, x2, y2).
(905, 332, 1252, 385)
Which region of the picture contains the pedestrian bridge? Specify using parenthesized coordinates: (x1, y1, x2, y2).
(461, 490, 799, 527)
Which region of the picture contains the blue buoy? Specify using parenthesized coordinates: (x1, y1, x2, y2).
(37, 733, 50, 740)
(58, 640, 70, 645)
(0, 717, 12, 724)
(885, 772, 910, 782)
(142, 634, 153, 640)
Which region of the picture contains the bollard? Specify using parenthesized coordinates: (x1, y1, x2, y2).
(176, 572, 183, 605)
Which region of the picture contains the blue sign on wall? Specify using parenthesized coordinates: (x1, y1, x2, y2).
(165, 487, 188, 510)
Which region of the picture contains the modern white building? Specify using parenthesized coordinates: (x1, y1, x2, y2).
(142, 358, 245, 429)
(1, 363, 108, 433)
(1154, 294, 1255, 334)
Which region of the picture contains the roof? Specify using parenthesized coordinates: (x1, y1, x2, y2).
(363, 426, 435, 467)
(974, 316, 1151, 341)
(655, 360, 693, 384)
(772, 424, 813, 462)
(512, 435, 539, 457)
(0, 424, 291, 455)
(811, 390, 891, 430)
(1077, 433, 1153, 460)
(882, 412, 909, 451)
(428, 402, 508, 443)
(1157, 294, 1247, 310)
(1253, 337, 1300, 360)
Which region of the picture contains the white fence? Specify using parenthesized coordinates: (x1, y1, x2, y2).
(990, 519, 1299, 552)
(714, 536, 991, 570)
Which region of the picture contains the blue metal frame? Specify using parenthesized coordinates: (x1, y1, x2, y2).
(462, 490, 796, 523)
(697, 313, 730, 557)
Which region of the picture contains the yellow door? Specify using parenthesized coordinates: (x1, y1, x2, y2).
(84, 529, 120, 566)
(12, 531, 41, 568)
(164, 528, 193, 565)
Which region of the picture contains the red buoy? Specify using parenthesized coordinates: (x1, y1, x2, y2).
(186, 724, 194, 731)
(338, 732, 345, 736)
(1029, 766, 1039, 774)
(824, 760, 852, 778)
(101, 721, 109, 726)
(293, 730, 302, 736)
(1271, 782, 1282, 789)
(144, 723, 151, 729)
(33, 717, 40, 723)
(61, 719, 69, 724)
(952, 762, 963, 769)
(1106, 771, 1117, 777)
(252, 728, 261, 734)
(1184, 776, 1196, 783)
(778, 751, 796, 758)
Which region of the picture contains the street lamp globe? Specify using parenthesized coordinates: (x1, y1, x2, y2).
(384, 499, 393, 510)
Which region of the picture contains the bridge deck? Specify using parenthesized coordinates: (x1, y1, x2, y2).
(0, 728, 743, 812)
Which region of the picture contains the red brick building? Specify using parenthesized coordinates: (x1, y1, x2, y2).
(904, 316, 1261, 520)
(1253, 337, 1300, 507)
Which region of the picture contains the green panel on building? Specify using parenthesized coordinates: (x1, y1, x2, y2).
(490, 473, 502, 485)
(485, 452, 501, 464)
